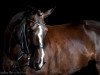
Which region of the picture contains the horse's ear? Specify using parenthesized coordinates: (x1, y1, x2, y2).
(43, 7, 55, 18)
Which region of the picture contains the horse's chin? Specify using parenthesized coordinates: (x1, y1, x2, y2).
(34, 67, 41, 71)
(30, 62, 46, 71)
(28, 64, 40, 71)
(28, 65, 41, 71)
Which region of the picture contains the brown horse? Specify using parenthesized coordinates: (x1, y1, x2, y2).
(3, 8, 100, 75)
(25, 20, 100, 75)
(24, 11, 100, 75)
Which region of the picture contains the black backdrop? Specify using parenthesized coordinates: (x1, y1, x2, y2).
(0, 0, 100, 75)
(1, 0, 100, 28)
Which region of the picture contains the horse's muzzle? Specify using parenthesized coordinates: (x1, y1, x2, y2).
(34, 62, 46, 71)
(31, 62, 46, 71)
(34, 63, 41, 70)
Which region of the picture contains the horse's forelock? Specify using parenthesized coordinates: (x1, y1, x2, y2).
(24, 7, 38, 20)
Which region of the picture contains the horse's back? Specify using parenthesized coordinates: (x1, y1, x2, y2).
(45, 23, 95, 56)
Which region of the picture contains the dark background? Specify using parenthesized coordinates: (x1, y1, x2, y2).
(0, 0, 100, 75)
(1, 0, 100, 30)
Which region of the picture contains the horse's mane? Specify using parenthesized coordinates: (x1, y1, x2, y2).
(7, 7, 38, 54)
(9, 11, 25, 26)
(8, 6, 38, 32)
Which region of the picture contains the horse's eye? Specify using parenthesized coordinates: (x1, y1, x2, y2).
(27, 26, 33, 33)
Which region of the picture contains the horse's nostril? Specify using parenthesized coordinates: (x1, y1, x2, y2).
(35, 63, 38, 67)
(43, 61, 46, 65)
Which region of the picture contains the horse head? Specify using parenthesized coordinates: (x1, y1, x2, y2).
(3, 7, 54, 72)
(26, 8, 53, 70)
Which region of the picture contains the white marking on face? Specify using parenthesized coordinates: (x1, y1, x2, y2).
(37, 24, 45, 68)
(39, 48, 45, 68)
(38, 25, 43, 47)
